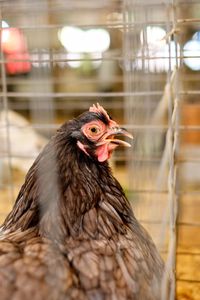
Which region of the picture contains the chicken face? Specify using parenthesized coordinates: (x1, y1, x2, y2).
(76, 103, 133, 162)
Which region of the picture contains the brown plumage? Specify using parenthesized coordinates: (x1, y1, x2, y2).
(0, 104, 165, 300)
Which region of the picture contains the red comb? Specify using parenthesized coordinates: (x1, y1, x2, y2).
(89, 103, 110, 120)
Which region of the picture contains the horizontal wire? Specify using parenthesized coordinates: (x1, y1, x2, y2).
(1, 0, 119, 12)
(0, 76, 125, 86)
(177, 278, 200, 283)
(0, 21, 173, 30)
(2, 18, 200, 31)
(4, 19, 200, 30)
(177, 252, 200, 256)
(4, 100, 200, 112)
(2, 90, 200, 98)
(0, 91, 163, 98)
(177, 17, 200, 24)
(1, 55, 200, 64)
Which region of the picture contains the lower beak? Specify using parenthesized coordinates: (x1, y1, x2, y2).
(96, 127, 133, 147)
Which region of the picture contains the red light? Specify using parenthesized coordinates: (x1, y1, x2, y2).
(1, 27, 31, 74)
(1, 28, 27, 53)
(6, 53, 31, 74)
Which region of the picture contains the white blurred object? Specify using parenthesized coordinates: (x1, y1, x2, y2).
(135, 40, 180, 73)
(130, 26, 180, 73)
(183, 39, 200, 71)
(140, 26, 166, 45)
(58, 26, 110, 53)
(0, 110, 47, 175)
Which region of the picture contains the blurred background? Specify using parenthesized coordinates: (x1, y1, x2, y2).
(0, 0, 200, 299)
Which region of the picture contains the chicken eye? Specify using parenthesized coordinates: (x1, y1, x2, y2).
(89, 126, 100, 134)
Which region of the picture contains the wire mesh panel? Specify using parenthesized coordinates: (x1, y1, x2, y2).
(123, 0, 200, 299)
(123, 2, 177, 299)
(0, 0, 200, 299)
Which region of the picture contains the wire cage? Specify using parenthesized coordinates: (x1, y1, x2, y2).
(0, 0, 200, 299)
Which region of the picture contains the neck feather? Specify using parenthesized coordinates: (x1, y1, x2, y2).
(2, 132, 116, 240)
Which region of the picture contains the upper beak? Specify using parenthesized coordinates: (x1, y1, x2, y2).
(96, 127, 133, 147)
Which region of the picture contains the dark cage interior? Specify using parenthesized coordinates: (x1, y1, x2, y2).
(0, 0, 200, 299)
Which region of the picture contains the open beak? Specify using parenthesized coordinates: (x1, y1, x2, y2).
(96, 127, 133, 148)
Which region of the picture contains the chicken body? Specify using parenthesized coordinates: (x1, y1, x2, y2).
(0, 106, 165, 300)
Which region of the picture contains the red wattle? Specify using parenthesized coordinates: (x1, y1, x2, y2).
(96, 143, 118, 162)
(96, 144, 109, 162)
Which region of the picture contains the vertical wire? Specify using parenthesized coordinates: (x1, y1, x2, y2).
(165, 1, 179, 299)
(160, 2, 175, 299)
(171, 0, 179, 298)
(0, 11, 15, 203)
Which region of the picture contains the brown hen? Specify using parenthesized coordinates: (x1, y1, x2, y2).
(0, 104, 165, 300)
